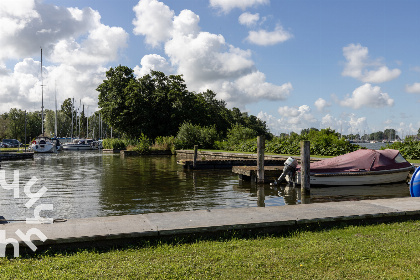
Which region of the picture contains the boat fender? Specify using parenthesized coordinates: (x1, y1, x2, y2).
(410, 166, 420, 197)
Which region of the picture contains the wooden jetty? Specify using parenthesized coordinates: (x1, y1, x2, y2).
(176, 150, 288, 170)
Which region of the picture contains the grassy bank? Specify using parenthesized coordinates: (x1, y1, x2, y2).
(1, 220, 419, 279)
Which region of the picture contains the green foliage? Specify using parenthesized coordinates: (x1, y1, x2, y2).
(97, 67, 269, 139)
(175, 122, 218, 149)
(134, 133, 151, 154)
(102, 138, 126, 150)
(218, 128, 360, 156)
(383, 140, 420, 159)
(214, 124, 258, 152)
(152, 136, 176, 153)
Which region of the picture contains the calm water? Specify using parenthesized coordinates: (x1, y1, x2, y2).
(0, 151, 410, 220)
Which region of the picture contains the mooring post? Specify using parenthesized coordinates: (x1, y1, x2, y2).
(257, 185, 265, 207)
(301, 140, 310, 198)
(193, 145, 198, 169)
(257, 135, 265, 183)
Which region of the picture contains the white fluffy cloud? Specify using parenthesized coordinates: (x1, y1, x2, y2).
(405, 83, 420, 94)
(0, 0, 128, 113)
(338, 83, 394, 109)
(133, 0, 292, 108)
(238, 12, 260, 26)
(133, 54, 172, 77)
(258, 108, 371, 136)
(209, 0, 269, 13)
(132, 0, 174, 47)
(277, 105, 318, 128)
(342, 43, 401, 83)
(314, 98, 330, 112)
(246, 25, 292, 46)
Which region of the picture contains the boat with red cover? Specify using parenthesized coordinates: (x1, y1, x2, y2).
(294, 149, 415, 186)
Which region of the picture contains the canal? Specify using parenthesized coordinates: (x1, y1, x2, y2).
(0, 151, 410, 220)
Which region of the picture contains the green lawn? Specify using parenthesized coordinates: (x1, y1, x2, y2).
(0, 220, 419, 279)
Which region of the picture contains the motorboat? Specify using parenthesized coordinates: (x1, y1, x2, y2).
(290, 149, 415, 186)
(62, 139, 96, 150)
(30, 135, 56, 153)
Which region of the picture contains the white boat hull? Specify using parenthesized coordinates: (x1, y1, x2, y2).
(293, 166, 414, 186)
(62, 144, 94, 150)
(30, 143, 56, 153)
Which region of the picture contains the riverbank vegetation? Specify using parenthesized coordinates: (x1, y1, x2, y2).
(1, 220, 419, 278)
(103, 127, 360, 157)
(383, 139, 420, 160)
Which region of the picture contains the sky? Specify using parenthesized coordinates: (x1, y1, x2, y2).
(1, 0, 420, 137)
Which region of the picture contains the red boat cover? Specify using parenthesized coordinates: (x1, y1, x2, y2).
(297, 149, 411, 174)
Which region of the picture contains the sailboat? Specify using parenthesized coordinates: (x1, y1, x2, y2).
(30, 48, 56, 153)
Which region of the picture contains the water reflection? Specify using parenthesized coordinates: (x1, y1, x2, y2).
(0, 152, 411, 220)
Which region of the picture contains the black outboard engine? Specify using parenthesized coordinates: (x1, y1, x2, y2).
(274, 157, 298, 185)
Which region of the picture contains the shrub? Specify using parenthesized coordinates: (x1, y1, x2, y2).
(102, 138, 126, 150)
(152, 136, 176, 153)
(175, 122, 218, 149)
(134, 133, 151, 154)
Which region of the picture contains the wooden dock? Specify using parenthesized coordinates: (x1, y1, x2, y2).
(176, 150, 288, 169)
(177, 159, 287, 169)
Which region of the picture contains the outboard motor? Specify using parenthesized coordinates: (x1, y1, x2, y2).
(274, 157, 298, 185)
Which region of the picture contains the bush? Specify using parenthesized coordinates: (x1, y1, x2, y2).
(226, 124, 258, 146)
(175, 122, 218, 149)
(152, 136, 176, 153)
(384, 140, 420, 159)
(219, 128, 360, 156)
(102, 138, 126, 150)
(134, 133, 151, 154)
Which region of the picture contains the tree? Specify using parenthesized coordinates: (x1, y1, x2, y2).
(0, 113, 10, 140)
(6, 108, 25, 141)
(97, 66, 269, 139)
(97, 65, 136, 137)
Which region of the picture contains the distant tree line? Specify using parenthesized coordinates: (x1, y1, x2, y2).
(97, 66, 269, 140)
(0, 99, 112, 144)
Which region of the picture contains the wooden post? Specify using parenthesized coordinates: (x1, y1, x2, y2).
(193, 145, 198, 169)
(301, 141, 310, 197)
(257, 186, 265, 207)
(257, 135, 265, 183)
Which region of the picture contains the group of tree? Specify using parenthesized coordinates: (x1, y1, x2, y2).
(0, 99, 112, 144)
(97, 66, 269, 140)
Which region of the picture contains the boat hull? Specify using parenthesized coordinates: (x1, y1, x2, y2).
(31, 145, 56, 153)
(62, 144, 94, 151)
(30, 139, 56, 153)
(293, 166, 415, 186)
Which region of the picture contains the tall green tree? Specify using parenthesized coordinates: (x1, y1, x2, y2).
(6, 108, 25, 141)
(97, 65, 136, 137)
(97, 66, 269, 139)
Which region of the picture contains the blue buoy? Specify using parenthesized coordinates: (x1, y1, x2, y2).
(410, 166, 420, 197)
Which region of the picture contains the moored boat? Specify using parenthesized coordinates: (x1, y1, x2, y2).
(292, 149, 415, 186)
(62, 139, 96, 150)
(29, 48, 57, 153)
(30, 135, 56, 153)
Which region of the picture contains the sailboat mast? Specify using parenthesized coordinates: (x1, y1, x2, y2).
(41, 48, 44, 136)
(55, 83, 58, 137)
